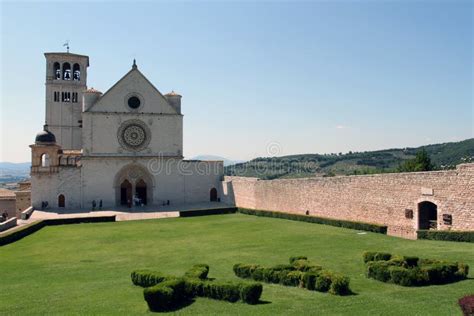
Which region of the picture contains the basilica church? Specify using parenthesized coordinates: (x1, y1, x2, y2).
(30, 52, 223, 210)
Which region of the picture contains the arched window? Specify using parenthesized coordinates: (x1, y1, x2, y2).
(58, 194, 65, 207)
(53, 62, 61, 80)
(73, 63, 80, 81)
(210, 188, 218, 202)
(41, 153, 50, 167)
(62, 62, 71, 80)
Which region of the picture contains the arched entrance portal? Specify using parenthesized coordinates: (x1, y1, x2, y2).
(418, 201, 437, 230)
(136, 179, 147, 205)
(114, 164, 154, 207)
(210, 188, 218, 202)
(120, 180, 132, 206)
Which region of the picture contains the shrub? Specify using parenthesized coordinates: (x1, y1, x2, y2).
(184, 264, 209, 280)
(186, 279, 262, 304)
(389, 266, 418, 286)
(374, 252, 392, 262)
(233, 263, 260, 279)
(366, 261, 393, 282)
(234, 257, 350, 295)
(131, 270, 170, 287)
(458, 295, 474, 316)
(239, 283, 263, 304)
(303, 271, 319, 290)
(202, 281, 241, 302)
(363, 251, 391, 263)
(329, 274, 351, 295)
(143, 278, 186, 312)
(364, 252, 469, 286)
(238, 208, 387, 234)
(456, 263, 470, 279)
(134, 265, 263, 311)
(289, 256, 308, 264)
(421, 262, 459, 284)
(403, 256, 419, 267)
(292, 259, 322, 272)
(417, 230, 474, 243)
(315, 270, 333, 292)
(281, 271, 305, 287)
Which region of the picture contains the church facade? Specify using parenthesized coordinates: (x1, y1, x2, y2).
(30, 52, 223, 210)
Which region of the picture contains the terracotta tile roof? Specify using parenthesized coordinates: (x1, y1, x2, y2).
(165, 90, 181, 97)
(0, 188, 16, 199)
(86, 87, 102, 93)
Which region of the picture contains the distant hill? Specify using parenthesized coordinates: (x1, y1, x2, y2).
(224, 139, 474, 180)
(191, 155, 247, 167)
(0, 162, 30, 184)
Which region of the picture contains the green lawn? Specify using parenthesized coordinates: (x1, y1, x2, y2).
(1, 213, 473, 315)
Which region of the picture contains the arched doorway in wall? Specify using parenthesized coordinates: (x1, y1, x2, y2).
(120, 180, 132, 206)
(114, 164, 155, 207)
(418, 201, 437, 230)
(136, 179, 147, 205)
(210, 188, 218, 202)
(58, 194, 65, 207)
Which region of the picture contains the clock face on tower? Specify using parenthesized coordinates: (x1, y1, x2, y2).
(117, 119, 150, 151)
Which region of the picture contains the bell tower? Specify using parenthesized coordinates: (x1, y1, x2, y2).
(44, 52, 89, 149)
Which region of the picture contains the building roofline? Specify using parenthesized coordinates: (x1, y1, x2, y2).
(44, 52, 89, 66)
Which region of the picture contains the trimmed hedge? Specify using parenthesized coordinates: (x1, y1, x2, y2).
(417, 230, 474, 243)
(184, 264, 209, 280)
(144, 278, 186, 312)
(0, 216, 116, 247)
(233, 256, 351, 295)
(238, 208, 387, 234)
(131, 269, 171, 287)
(179, 208, 237, 217)
(132, 264, 263, 311)
(364, 251, 469, 286)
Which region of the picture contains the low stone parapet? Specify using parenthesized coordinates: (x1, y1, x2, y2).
(21, 206, 34, 220)
(0, 217, 17, 232)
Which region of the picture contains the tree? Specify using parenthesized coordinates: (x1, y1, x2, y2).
(398, 149, 434, 172)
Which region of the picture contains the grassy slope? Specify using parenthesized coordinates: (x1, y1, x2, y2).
(0, 214, 473, 315)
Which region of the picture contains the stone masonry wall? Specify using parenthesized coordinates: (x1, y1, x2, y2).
(222, 163, 474, 239)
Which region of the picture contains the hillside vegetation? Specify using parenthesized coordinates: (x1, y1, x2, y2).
(225, 138, 474, 179)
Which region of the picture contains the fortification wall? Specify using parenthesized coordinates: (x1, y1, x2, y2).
(222, 163, 474, 239)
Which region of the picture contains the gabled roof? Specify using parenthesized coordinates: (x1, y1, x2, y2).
(87, 66, 177, 114)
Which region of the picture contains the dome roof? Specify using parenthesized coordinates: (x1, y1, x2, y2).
(35, 125, 56, 144)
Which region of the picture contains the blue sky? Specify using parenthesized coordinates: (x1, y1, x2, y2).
(1, 1, 472, 162)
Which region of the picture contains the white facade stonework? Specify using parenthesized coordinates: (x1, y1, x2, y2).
(31, 53, 223, 210)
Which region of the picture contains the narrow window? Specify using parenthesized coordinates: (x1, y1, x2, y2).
(72, 92, 78, 103)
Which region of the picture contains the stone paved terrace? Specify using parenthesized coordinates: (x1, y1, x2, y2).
(0, 202, 234, 236)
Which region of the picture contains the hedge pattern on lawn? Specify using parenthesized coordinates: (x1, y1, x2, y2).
(238, 208, 387, 234)
(233, 256, 351, 295)
(363, 251, 469, 286)
(417, 230, 474, 243)
(131, 264, 262, 312)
